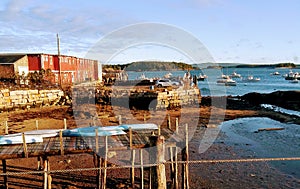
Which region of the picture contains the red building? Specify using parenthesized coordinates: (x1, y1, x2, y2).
(0, 53, 100, 85)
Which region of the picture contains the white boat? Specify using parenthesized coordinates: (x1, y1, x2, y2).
(271, 71, 280, 75)
(197, 74, 208, 81)
(217, 78, 237, 86)
(219, 74, 230, 79)
(230, 72, 242, 78)
(244, 75, 260, 82)
(164, 72, 172, 78)
(285, 70, 300, 80)
(0, 129, 61, 145)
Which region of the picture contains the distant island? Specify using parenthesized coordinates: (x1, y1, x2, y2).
(103, 61, 299, 71)
(103, 61, 198, 71)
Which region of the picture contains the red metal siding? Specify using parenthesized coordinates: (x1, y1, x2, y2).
(28, 55, 41, 71)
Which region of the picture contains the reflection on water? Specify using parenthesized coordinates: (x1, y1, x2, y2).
(220, 117, 300, 178)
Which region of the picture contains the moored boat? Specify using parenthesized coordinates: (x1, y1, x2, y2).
(244, 75, 260, 82)
(230, 71, 242, 78)
(217, 78, 237, 86)
(197, 74, 208, 81)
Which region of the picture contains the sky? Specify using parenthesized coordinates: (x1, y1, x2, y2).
(0, 0, 299, 64)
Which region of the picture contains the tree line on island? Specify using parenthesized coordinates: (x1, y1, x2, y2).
(103, 61, 197, 71)
(103, 61, 299, 71)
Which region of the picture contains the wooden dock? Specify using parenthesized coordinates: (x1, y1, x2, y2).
(0, 128, 179, 160)
(0, 126, 190, 189)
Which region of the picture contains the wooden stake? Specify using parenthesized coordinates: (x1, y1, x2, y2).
(5, 121, 8, 135)
(149, 135, 167, 189)
(129, 127, 133, 149)
(169, 147, 175, 188)
(64, 118, 67, 130)
(47, 159, 52, 189)
(158, 125, 161, 136)
(156, 136, 167, 189)
(2, 159, 8, 189)
(168, 114, 171, 129)
(59, 130, 64, 155)
(95, 128, 99, 154)
(36, 120, 39, 130)
(118, 115, 122, 125)
(102, 136, 108, 189)
(131, 149, 136, 188)
(37, 156, 42, 170)
(182, 124, 189, 189)
(140, 149, 144, 189)
(22, 133, 28, 158)
(175, 118, 179, 134)
(175, 147, 179, 189)
(96, 155, 102, 189)
(97, 156, 102, 189)
(43, 157, 48, 189)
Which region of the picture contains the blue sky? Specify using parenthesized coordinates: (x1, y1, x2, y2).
(0, 0, 299, 64)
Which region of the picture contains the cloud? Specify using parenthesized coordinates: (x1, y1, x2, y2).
(0, 1, 138, 56)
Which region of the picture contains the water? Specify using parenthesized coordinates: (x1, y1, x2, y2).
(220, 117, 300, 178)
(127, 67, 300, 96)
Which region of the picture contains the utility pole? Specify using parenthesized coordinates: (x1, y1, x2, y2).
(57, 33, 62, 87)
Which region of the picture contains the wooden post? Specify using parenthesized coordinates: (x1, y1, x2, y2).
(130, 149, 136, 188)
(47, 159, 52, 189)
(96, 156, 102, 189)
(182, 124, 189, 189)
(175, 118, 179, 134)
(5, 121, 8, 135)
(118, 115, 122, 125)
(129, 127, 133, 149)
(169, 147, 175, 188)
(22, 133, 28, 158)
(2, 159, 8, 189)
(64, 118, 67, 130)
(174, 147, 179, 189)
(59, 130, 64, 155)
(37, 156, 42, 170)
(36, 120, 39, 130)
(95, 129, 99, 154)
(156, 135, 166, 189)
(140, 149, 144, 189)
(43, 157, 48, 189)
(102, 136, 108, 189)
(168, 114, 171, 130)
(158, 125, 161, 136)
(149, 135, 167, 189)
(144, 114, 146, 123)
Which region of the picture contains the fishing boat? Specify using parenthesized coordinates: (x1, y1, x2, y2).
(217, 78, 237, 86)
(197, 74, 208, 81)
(284, 70, 300, 80)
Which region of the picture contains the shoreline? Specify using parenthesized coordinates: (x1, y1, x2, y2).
(0, 91, 300, 188)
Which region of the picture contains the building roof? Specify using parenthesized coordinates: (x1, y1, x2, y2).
(0, 54, 26, 64)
